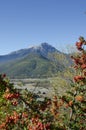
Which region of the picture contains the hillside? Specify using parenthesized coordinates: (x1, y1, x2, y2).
(0, 43, 72, 78)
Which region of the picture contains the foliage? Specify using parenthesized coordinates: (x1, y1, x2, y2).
(60, 36, 86, 129)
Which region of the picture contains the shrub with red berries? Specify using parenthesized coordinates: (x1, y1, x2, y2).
(61, 36, 86, 129)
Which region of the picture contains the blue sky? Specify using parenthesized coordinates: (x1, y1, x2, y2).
(0, 0, 86, 55)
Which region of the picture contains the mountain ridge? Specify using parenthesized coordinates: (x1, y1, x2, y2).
(0, 43, 61, 63)
(0, 43, 72, 78)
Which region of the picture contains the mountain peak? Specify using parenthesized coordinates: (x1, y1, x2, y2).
(41, 42, 49, 46)
(40, 42, 57, 53)
(27, 43, 57, 54)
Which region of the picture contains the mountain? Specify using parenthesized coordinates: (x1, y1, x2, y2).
(0, 43, 72, 78)
(0, 43, 59, 63)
